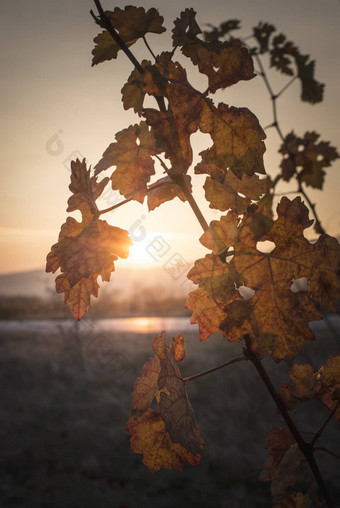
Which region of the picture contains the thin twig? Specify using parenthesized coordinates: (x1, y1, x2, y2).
(311, 402, 339, 447)
(183, 356, 248, 383)
(314, 447, 340, 460)
(98, 179, 179, 215)
(143, 35, 158, 61)
(276, 75, 298, 98)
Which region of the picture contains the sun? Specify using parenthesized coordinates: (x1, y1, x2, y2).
(125, 240, 158, 267)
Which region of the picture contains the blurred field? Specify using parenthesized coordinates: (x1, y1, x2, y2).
(0, 321, 339, 507)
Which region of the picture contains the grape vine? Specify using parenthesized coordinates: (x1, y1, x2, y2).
(46, 3, 339, 506)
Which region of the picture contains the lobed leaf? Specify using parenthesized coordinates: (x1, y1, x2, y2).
(197, 102, 266, 179)
(173, 9, 255, 93)
(95, 122, 165, 203)
(46, 159, 132, 319)
(92, 6, 165, 66)
(186, 197, 340, 360)
(279, 131, 339, 190)
(126, 332, 204, 471)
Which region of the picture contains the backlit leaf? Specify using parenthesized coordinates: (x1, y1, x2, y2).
(95, 121, 164, 203)
(46, 159, 132, 319)
(186, 197, 340, 360)
(92, 6, 165, 66)
(127, 332, 204, 471)
(203, 171, 267, 214)
(197, 102, 266, 178)
(172, 9, 255, 93)
(147, 175, 191, 211)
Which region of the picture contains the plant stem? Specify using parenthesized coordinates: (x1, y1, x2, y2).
(243, 335, 334, 508)
(143, 35, 158, 61)
(311, 402, 339, 447)
(314, 447, 340, 460)
(183, 356, 247, 383)
(98, 179, 182, 215)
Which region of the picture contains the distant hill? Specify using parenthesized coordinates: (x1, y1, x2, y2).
(0, 265, 195, 300)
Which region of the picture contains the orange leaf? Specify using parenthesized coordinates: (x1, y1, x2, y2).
(186, 197, 340, 360)
(197, 102, 266, 179)
(202, 172, 267, 214)
(46, 159, 132, 319)
(127, 332, 204, 471)
(126, 409, 201, 472)
(147, 175, 191, 211)
(95, 121, 164, 203)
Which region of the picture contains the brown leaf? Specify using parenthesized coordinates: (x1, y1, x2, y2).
(126, 409, 201, 472)
(203, 171, 267, 214)
(187, 197, 340, 360)
(172, 9, 255, 93)
(92, 6, 166, 66)
(279, 131, 339, 189)
(95, 122, 164, 203)
(147, 175, 191, 211)
(275, 492, 312, 508)
(126, 332, 204, 471)
(280, 364, 316, 410)
(197, 102, 266, 179)
(185, 288, 228, 341)
(46, 159, 132, 319)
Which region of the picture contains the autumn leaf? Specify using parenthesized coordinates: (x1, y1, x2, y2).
(252, 22, 276, 54)
(126, 409, 201, 472)
(280, 355, 340, 419)
(275, 492, 312, 508)
(95, 121, 165, 203)
(280, 364, 316, 410)
(202, 171, 267, 214)
(260, 427, 306, 502)
(147, 175, 191, 211)
(172, 8, 255, 93)
(186, 197, 340, 360)
(92, 6, 166, 66)
(196, 101, 266, 179)
(279, 131, 339, 189)
(126, 332, 204, 471)
(46, 159, 132, 319)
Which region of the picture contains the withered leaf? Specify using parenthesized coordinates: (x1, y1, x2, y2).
(280, 364, 316, 410)
(95, 121, 164, 203)
(203, 171, 267, 214)
(126, 332, 204, 471)
(147, 175, 191, 211)
(92, 6, 166, 66)
(46, 159, 132, 319)
(197, 102, 266, 179)
(279, 131, 339, 189)
(126, 409, 201, 472)
(186, 197, 340, 360)
(172, 9, 254, 93)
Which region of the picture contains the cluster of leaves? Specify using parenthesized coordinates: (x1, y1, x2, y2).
(47, 4, 339, 506)
(205, 18, 325, 104)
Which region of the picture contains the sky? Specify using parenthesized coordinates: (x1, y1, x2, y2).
(0, 0, 339, 276)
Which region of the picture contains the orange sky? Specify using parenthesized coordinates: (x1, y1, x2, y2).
(1, 0, 339, 275)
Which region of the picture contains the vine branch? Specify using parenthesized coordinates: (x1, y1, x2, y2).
(243, 334, 334, 508)
(183, 356, 247, 383)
